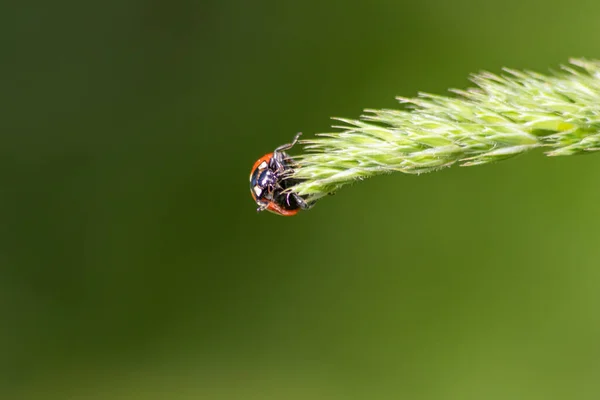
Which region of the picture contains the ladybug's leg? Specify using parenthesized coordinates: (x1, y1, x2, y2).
(274, 132, 302, 154)
(295, 194, 312, 210)
(271, 132, 302, 171)
(285, 191, 311, 210)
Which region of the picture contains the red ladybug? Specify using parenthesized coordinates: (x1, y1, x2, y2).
(249, 132, 310, 216)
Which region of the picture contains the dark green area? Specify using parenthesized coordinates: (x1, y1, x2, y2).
(2, 0, 600, 398)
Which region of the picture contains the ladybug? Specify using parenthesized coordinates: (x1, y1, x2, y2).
(249, 132, 310, 216)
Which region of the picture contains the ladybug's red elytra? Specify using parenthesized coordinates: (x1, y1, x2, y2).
(249, 132, 310, 216)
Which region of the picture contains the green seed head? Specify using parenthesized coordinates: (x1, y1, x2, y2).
(288, 58, 600, 204)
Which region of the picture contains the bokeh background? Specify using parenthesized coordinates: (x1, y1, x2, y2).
(3, 0, 600, 399)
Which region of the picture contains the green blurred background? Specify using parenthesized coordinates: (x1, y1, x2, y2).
(3, 0, 600, 398)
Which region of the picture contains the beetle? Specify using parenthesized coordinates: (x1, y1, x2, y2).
(249, 132, 310, 216)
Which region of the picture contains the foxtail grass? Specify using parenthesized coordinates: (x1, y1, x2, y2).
(287, 58, 600, 204)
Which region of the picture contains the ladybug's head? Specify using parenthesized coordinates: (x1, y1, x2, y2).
(249, 155, 278, 203)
